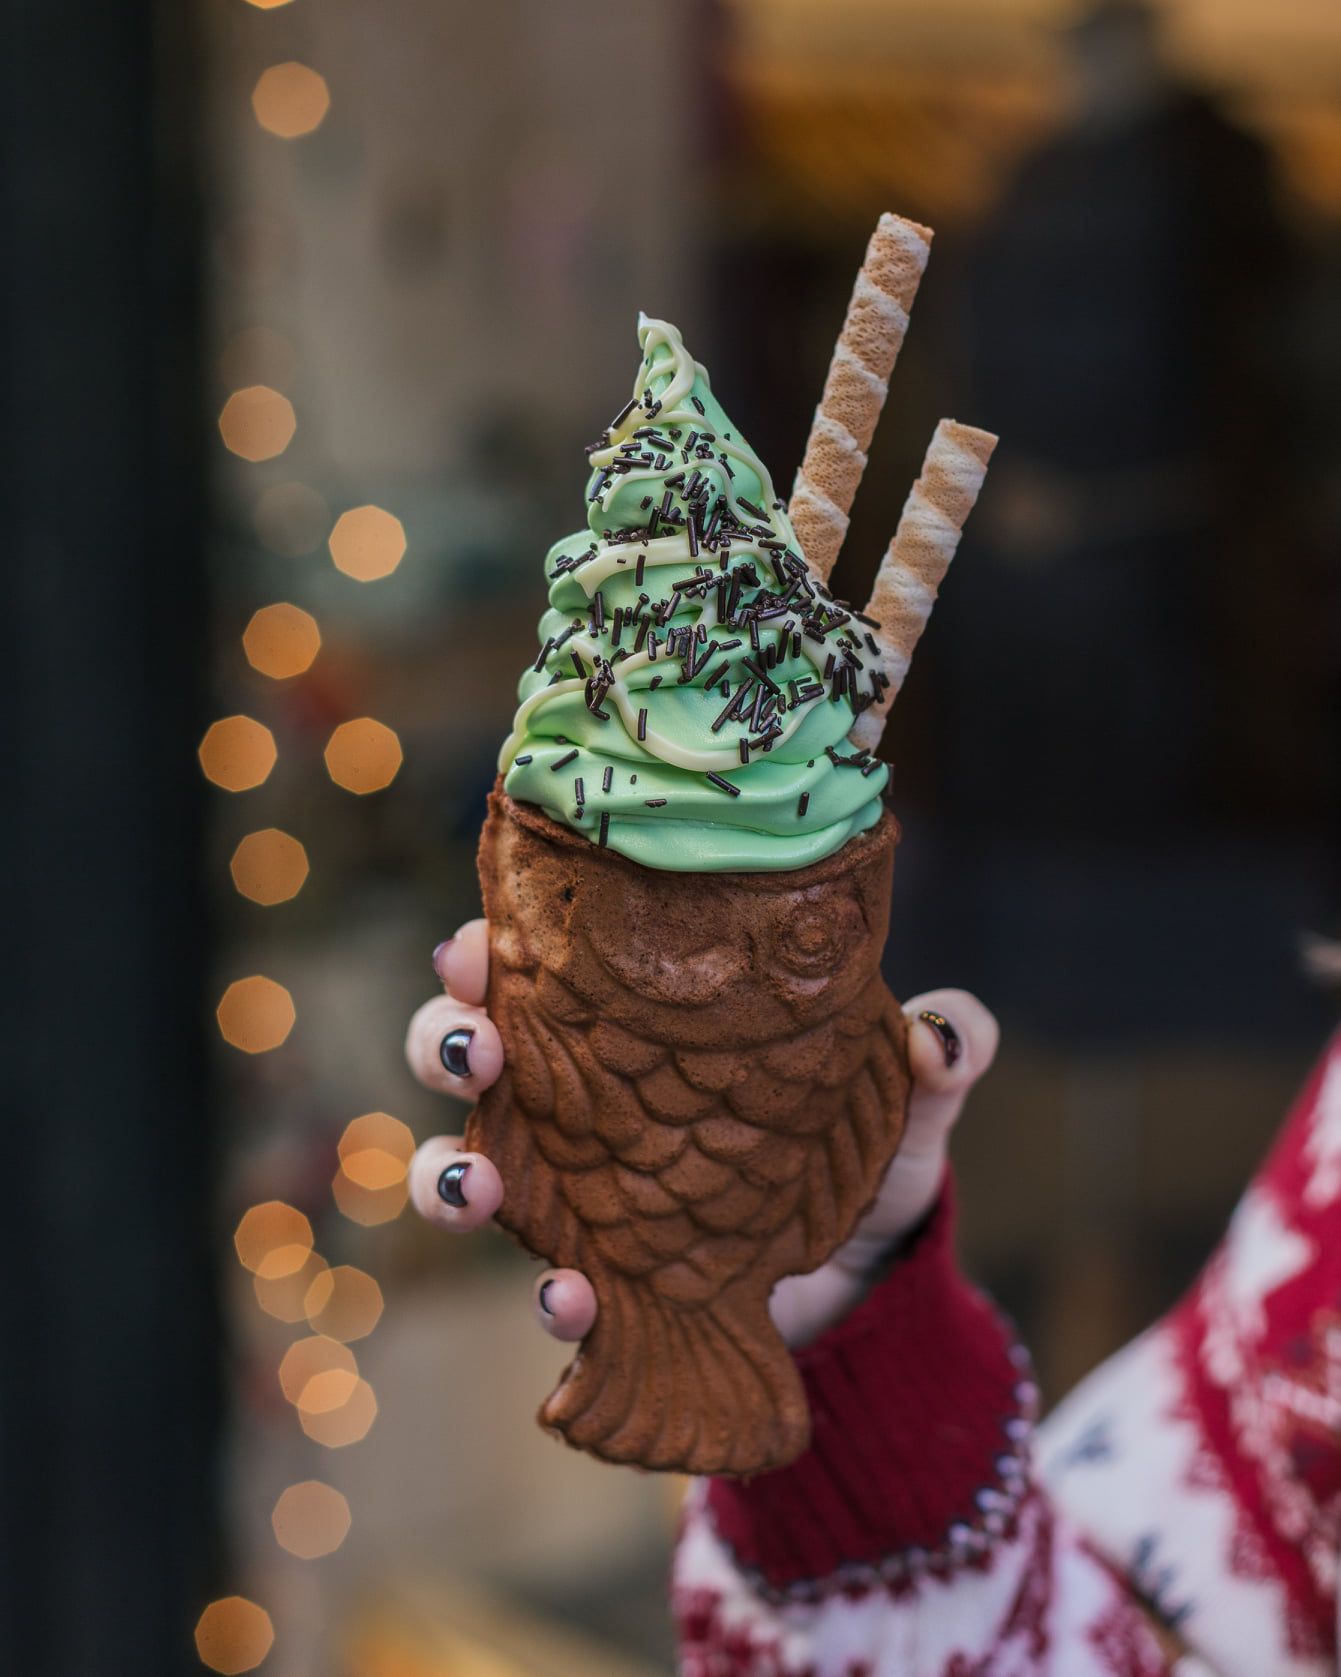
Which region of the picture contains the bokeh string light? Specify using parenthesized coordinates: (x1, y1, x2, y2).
(295, 1370, 379, 1448)
(216, 976, 296, 1054)
(333, 1111, 414, 1225)
(218, 385, 297, 462)
(254, 1250, 330, 1324)
(271, 1482, 352, 1559)
(229, 829, 310, 906)
(251, 63, 331, 140)
(328, 504, 407, 581)
(234, 1201, 314, 1277)
(323, 718, 403, 793)
(242, 603, 321, 680)
(303, 1264, 385, 1342)
(194, 1598, 275, 1676)
(199, 717, 277, 792)
(278, 1335, 358, 1407)
(203, 11, 411, 1664)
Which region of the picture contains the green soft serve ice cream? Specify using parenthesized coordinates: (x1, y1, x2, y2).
(499, 317, 891, 871)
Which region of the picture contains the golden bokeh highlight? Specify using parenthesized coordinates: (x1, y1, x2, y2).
(198, 716, 277, 792)
(278, 1335, 357, 1406)
(243, 0, 294, 9)
(276, 1334, 355, 1401)
(252, 63, 330, 139)
(297, 1371, 378, 1448)
(334, 1112, 415, 1226)
(229, 829, 309, 907)
(242, 603, 321, 680)
(254, 1250, 329, 1324)
(272, 1481, 352, 1559)
(332, 1167, 407, 1227)
(254, 482, 329, 558)
(328, 505, 407, 582)
(218, 385, 296, 462)
(323, 719, 402, 795)
(304, 1264, 384, 1342)
(194, 1597, 274, 1675)
(216, 976, 296, 1054)
(234, 1201, 313, 1279)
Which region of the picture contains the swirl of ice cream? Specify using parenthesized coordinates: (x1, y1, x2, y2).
(499, 317, 891, 871)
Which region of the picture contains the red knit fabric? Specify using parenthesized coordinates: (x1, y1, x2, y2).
(706, 1181, 1034, 1595)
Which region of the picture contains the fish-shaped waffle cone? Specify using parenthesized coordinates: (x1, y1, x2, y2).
(466, 783, 910, 1477)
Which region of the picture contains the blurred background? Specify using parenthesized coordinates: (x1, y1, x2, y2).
(7, 0, 1341, 1672)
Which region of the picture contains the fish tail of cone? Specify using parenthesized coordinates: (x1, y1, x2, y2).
(540, 1274, 811, 1477)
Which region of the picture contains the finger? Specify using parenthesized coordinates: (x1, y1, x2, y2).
(408, 1137, 504, 1234)
(431, 918, 489, 1006)
(902, 988, 999, 1152)
(533, 1268, 597, 1343)
(835, 989, 1000, 1268)
(405, 996, 503, 1100)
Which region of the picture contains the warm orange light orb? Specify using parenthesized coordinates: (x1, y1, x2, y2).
(323, 719, 402, 794)
(272, 1481, 351, 1559)
(328, 505, 406, 581)
(333, 1112, 415, 1225)
(304, 1264, 384, 1342)
(194, 1597, 274, 1675)
(252, 63, 330, 139)
(278, 1335, 357, 1406)
(219, 385, 296, 462)
(254, 1250, 329, 1324)
(198, 717, 277, 792)
(297, 1372, 378, 1448)
(229, 828, 309, 906)
(233, 1201, 313, 1278)
(242, 603, 321, 680)
(216, 976, 295, 1054)
(332, 1166, 408, 1227)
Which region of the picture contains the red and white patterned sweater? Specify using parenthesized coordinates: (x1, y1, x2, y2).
(671, 1034, 1341, 1676)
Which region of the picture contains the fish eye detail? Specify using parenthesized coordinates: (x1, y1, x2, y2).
(775, 898, 863, 977)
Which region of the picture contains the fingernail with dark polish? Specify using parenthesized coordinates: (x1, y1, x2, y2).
(919, 1010, 962, 1068)
(439, 1027, 474, 1078)
(437, 1161, 471, 1208)
(432, 939, 453, 979)
(538, 1279, 555, 1316)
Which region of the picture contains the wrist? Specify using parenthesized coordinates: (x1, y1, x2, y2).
(709, 1178, 1037, 1598)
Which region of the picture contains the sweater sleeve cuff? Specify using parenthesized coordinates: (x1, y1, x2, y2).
(704, 1178, 1037, 1598)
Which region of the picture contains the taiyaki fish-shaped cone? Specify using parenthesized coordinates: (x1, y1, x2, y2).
(789, 213, 933, 583)
(466, 786, 910, 1477)
(850, 420, 997, 754)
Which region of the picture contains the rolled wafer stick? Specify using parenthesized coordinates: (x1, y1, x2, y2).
(789, 213, 933, 583)
(849, 419, 997, 754)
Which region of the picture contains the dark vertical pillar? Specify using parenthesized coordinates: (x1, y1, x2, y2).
(1, 2, 218, 1673)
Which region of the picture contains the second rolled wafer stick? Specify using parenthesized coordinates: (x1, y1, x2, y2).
(850, 419, 997, 754)
(789, 213, 933, 583)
